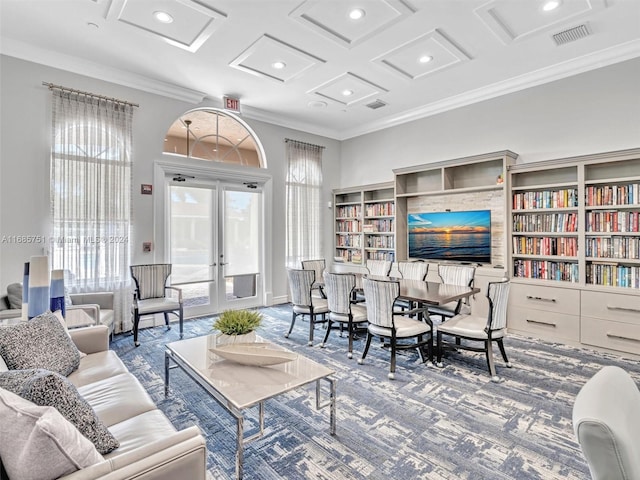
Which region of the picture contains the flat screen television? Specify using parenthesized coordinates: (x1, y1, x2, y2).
(407, 210, 492, 264)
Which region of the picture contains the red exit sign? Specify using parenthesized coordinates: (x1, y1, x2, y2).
(223, 96, 240, 113)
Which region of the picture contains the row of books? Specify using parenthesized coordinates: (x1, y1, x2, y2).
(513, 188, 578, 210)
(513, 259, 579, 282)
(365, 202, 395, 217)
(585, 211, 639, 233)
(512, 213, 578, 233)
(363, 219, 395, 233)
(367, 251, 395, 261)
(586, 236, 640, 259)
(336, 250, 362, 264)
(585, 183, 639, 207)
(335, 234, 362, 247)
(335, 220, 361, 232)
(335, 205, 361, 218)
(512, 236, 578, 256)
(366, 236, 395, 249)
(586, 263, 640, 288)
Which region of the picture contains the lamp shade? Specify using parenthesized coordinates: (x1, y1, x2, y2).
(27, 255, 50, 319)
(50, 269, 66, 317)
(22, 262, 30, 321)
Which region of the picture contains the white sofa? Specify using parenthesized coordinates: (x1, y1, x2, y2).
(1, 324, 207, 479)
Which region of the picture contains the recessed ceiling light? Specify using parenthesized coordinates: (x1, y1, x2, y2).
(308, 100, 327, 108)
(419, 55, 433, 64)
(272, 61, 286, 69)
(542, 0, 560, 11)
(153, 11, 174, 24)
(342, 89, 354, 97)
(349, 8, 365, 20)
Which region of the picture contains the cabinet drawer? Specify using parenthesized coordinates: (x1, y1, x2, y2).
(508, 306, 579, 342)
(581, 291, 640, 324)
(582, 316, 640, 356)
(509, 283, 579, 315)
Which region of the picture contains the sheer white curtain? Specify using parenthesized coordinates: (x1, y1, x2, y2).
(49, 90, 134, 333)
(285, 139, 323, 267)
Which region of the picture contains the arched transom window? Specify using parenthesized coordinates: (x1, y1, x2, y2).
(164, 109, 265, 167)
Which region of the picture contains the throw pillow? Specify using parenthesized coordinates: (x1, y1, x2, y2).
(0, 369, 120, 454)
(0, 387, 103, 480)
(6, 282, 22, 309)
(0, 311, 80, 375)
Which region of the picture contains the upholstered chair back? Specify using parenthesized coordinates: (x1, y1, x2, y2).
(362, 277, 399, 329)
(287, 268, 315, 307)
(398, 261, 428, 281)
(323, 272, 355, 316)
(438, 264, 475, 287)
(486, 280, 510, 331)
(130, 264, 172, 300)
(366, 259, 392, 277)
(301, 259, 325, 284)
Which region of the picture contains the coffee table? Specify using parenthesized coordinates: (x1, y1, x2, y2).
(164, 334, 336, 479)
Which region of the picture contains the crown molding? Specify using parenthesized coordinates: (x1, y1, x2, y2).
(0, 38, 206, 104)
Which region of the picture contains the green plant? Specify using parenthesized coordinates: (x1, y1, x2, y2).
(213, 309, 263, 335)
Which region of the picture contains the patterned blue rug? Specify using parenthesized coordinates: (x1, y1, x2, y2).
(110, 305, 640, 479)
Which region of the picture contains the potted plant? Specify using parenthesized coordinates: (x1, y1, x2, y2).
(213, 309, 263, 345)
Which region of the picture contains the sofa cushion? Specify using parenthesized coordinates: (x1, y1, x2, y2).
(6, 282, 22, 309)
(0, 387, 103, 480)
(0, 369, 119, 454)
(105, 409, 177, 459)
(78, 372, 157, 427)
(67, 350, 128, 388)
(0, 311, 80, 376)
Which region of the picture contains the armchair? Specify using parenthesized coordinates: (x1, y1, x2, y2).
(130, 264, 183, 347)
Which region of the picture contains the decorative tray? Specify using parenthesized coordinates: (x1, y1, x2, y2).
(210, 343, 298, 367)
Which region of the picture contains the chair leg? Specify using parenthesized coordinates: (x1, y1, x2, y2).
(436, 331, 444, 367)
(357, 333, 373, 365)
(308, 314, 315, 346)
(497, 339, 511, 367)
(346, 319, 354, 359)
(285, 312, 297, 338)
(179, 306, 184, 339)
(416, 334, 427, 363)
(485, 341, 499, 382)
(388, 339, 397, 380)
(163, 312, 170, 329)
(321, 320, 332, 347)
(133, 311, 140, 347)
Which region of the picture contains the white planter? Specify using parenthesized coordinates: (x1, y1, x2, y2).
(216, 331, 257, 346)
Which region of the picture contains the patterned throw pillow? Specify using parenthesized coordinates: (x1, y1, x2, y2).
(0, 312, 80, 376)
(0, 369, 119, 454)
(6, 282, 22, 309)
(0, 387, 104, 480)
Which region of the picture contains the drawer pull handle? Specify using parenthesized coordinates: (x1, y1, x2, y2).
(526, 319, 557, 327)
(606, 333, 640, 343)
(607, 305, 640, 314)
(526, 295, 556, 303)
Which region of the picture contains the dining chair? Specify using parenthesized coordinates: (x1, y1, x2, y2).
(436, 278, 511, 381)
(321, 272, 368, 358)
(366, 259, 392, 277)
(301, 259, 326, 298)
(428, 264, 476, 322)
(130, 264, 183, 347)
(358, 277, 432, 379)
(286, 268, 329, 346)
(395, 261, 429, 313)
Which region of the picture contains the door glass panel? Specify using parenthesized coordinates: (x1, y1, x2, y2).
(170, 185, 215, 308)
(223, 189, 260, 301)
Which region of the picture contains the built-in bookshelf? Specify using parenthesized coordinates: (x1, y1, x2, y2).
(333, 182, 395, 265)
(507, 148, 640, 357)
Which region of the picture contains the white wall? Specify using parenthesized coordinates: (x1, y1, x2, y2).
(338, 57, 640, 188)
(0, 55, 341, 302)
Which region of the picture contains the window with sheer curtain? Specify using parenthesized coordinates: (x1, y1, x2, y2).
(285, 139, 324, 267)
(49, 90, 134, 332)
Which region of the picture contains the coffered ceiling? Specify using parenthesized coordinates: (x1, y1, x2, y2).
(1, 0, 639, 140)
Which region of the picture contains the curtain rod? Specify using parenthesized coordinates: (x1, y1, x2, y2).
(285, 138, 325, 149)
(42, 82, 139, 108)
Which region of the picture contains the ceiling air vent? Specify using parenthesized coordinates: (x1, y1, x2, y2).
(552, 24, 590, 46)
(366, 99, 387, 110)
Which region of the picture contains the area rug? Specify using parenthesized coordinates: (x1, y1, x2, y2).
(110, 305, 640, 479)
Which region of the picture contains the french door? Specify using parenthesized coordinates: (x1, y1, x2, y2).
(169, 180, 263, 318)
